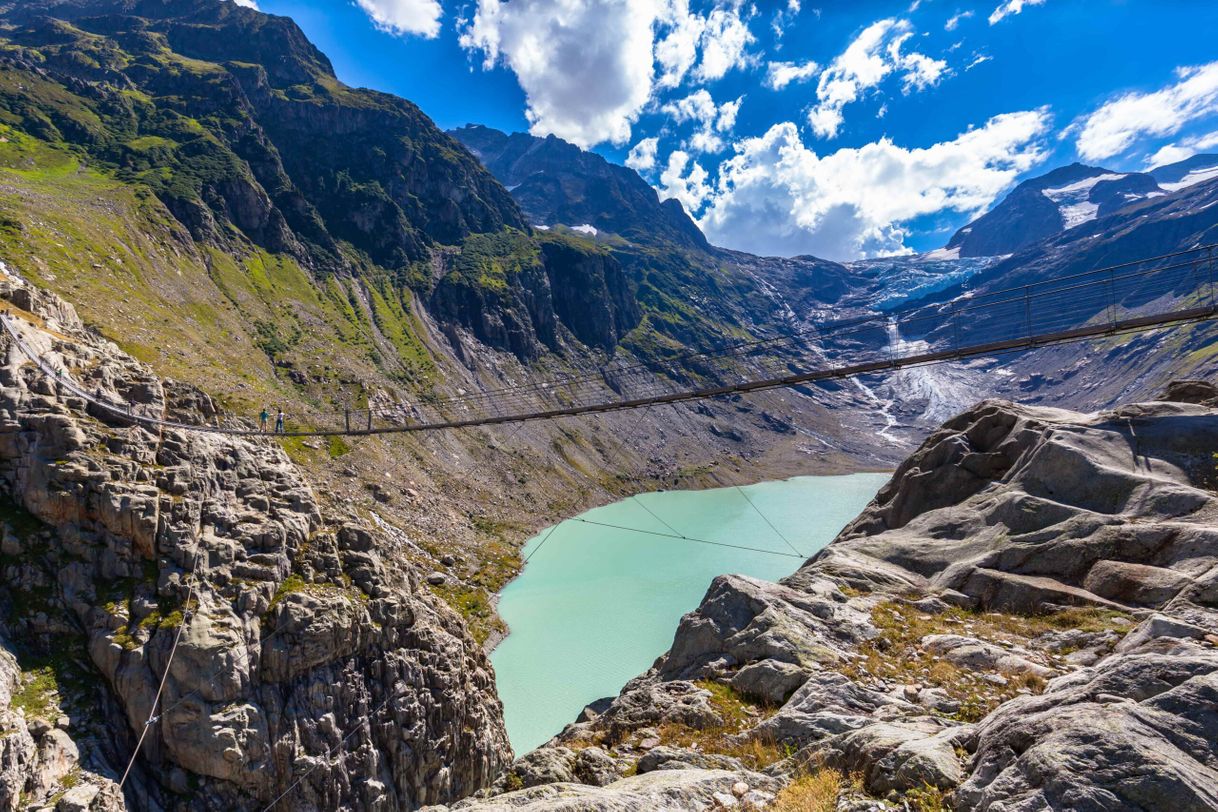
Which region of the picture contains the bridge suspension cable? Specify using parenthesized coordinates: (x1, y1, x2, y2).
(3, 244, 1216, 438)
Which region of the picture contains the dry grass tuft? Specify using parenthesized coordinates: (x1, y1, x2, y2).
(635, 680, 787, 769)
(905, 781, 952, 811)
(842, 599, 1130, 722)
(771, 769, 844, 812)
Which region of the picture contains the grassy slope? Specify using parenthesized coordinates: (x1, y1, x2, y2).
(0, 122, 437, 417)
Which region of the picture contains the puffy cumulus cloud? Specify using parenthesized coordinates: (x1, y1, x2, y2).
(626, 137, 661, 171)
(1145, 129, 1218, 169)
(898, 49, 948, 92)
(356, 0, 442, 38)
(988, 0, 1045, 25)
(661, 89, 742, 152)
(655, 0, 755, 88)
(460, 0, 658, 147)
(696, 5, 756, 81)
(1075, 62, 1218, 161)
(764, 59, 819, 90)
(659, 150, 712, 212)
(462, 0, 756, 148)
(808, 18, 948, 139)
(680, 109, 1050, 260)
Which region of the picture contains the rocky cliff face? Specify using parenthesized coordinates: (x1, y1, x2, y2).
(0, 277, 510, 809)
(435, 387, 1218, 810)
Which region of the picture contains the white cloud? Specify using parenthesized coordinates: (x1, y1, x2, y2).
(656, 0, 755, 88)
(1075, 62, 1218, 161)
(1146, 144, 1194, 169)
(695, 5, 756, 81)
(897, 48, 948, 92)
(460, 0, 660, 147)
(965, 54, 992, 71)
(659, 150, 712, 213)
(770, 0, 800, 40)
(808, 18, 948, 139)
(355, 0, 442, 38)
(661, 90, 742, 153)
(1145, 129, 1218, 169)
(461, 0, 756, 148)
(626, 137, 661, 172)
(230, 0, 259, 7)
(678, 109, 1050, 260)
(654, 3, 704, 88)
(944, 10, 972, 31)
(764, 59, 819, 90)
(988, 0, 1045, 25)
(1188, 130, 1218, 151)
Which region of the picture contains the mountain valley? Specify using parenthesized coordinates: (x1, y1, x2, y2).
(0, 0, 1213, 809)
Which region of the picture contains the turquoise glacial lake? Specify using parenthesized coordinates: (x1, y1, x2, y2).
(491, 473, 888, 755)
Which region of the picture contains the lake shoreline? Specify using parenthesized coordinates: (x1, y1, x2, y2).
(484, 467, 895, 657)
(490, 473, 888, 753)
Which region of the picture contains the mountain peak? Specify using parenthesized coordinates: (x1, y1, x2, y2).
(450, 125, 710, 252)
(1023, 162, 1115, 190)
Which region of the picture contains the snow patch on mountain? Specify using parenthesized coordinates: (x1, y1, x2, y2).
(1159, 164, 1218, 192)
(1041, 173, 1127, 228)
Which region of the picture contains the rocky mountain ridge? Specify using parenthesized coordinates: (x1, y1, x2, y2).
(431, 384, 1218, 811)
(450, 125, 709, 253)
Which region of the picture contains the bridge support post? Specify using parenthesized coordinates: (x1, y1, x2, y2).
(345, 409, 350, 433)
(367, 410, 372, 431)
(1024, 286, 1032, 337)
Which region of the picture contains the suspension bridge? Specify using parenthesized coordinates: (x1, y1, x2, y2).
(4, 244, 1216, 438)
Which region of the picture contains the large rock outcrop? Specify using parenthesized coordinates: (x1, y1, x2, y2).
(440, 393, 1218, 810)
(0, 277, 511, 809)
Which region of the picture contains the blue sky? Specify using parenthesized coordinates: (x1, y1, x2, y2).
(251, 0, 1218, 259)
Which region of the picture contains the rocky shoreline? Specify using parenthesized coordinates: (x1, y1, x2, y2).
(430, 387, 1218, 810)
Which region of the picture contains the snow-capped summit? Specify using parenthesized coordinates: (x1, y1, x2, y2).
(945, 155, 1217, 258)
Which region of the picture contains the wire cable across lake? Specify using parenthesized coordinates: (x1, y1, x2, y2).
(734, 485, 805, 558)
(570, 516, 805, 559)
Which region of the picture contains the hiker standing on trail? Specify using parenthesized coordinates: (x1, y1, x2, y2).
(260, 407, 269, 432)
(275, 408, 285, 434)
